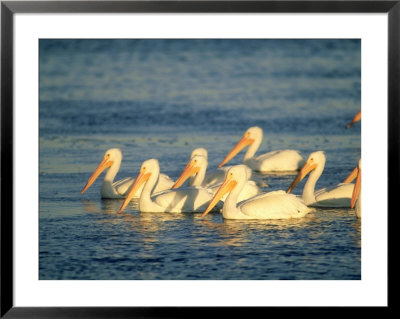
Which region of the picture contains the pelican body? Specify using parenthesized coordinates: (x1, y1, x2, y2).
(286, 151, 354, 208)
(172, 154, 261, 203)
(81, 148, 173, 199)
(218, 127, 304, 172)
(202, 165, 312, 220)
(118, 159, 220, 214)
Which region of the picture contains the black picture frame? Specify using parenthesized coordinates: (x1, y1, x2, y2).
(1, 1, 395, 317)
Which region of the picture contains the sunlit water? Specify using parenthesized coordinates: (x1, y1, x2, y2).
(39, 39, 361, 280)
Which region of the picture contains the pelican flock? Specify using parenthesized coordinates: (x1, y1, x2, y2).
(187, 147, 253, 187)
(81, 122, 360, 219)
(172, 154, 261, 203)
(81, 148, 174, 199)
(117, 159, 220, 214)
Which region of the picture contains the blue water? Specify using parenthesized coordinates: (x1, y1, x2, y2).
(39, 39, 361, 280)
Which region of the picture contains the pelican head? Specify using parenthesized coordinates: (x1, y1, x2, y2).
(218, 126, 263, 167)
(81, 148, 122, 194)
(201, 165, 248, 217)
(351, 159, 361, 209)
(190, 148, 208, 160)
(117, 158, 159, 214)
(286, 151, 326, 194)
(172, 155, 207, 189)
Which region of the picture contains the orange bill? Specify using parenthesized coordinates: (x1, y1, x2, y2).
(347, 110, 361, 128)
(172, 160, 200, 189)
(286, 160, 317, 193)
(117, 170, 151, 214)
(344, 166, 358, 183)
(201, 175, 237, 218)
(218, 135, 254, 168)
(81, 156, 113, 194)
(351, 168, 361, 209)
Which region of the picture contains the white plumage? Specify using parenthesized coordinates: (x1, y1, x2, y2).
(286, 151, 355, 208)
(218, 126, 304, 172)
(202, 165, 312, 220)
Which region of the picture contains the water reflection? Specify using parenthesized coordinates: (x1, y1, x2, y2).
(81, 197, 142, 215)
(81, 199, 98, 213)
(199, 219, 250, 247)
(81, 198, 124, 215)
(81, 198, 188, 232)
(82, 199, 360, 241)
(222, 214, 315, 229)
(352, 218, 361, 248)
(199, 212, 317, 247)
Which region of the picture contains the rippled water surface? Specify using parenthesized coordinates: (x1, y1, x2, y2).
(39, 39, 361, 280)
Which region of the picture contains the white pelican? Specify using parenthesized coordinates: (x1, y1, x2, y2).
(218, 126, 304, 172)
(201, 165, 312, 220)
(346, 110, 361, 128)
(188, 147, 252, 187)
(286, 151, 355, 207)
(81, 148, 174, 199)
(117, 159, 220, 214)
(172, 154, 261, 202)
(350, 159, 361, 219)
